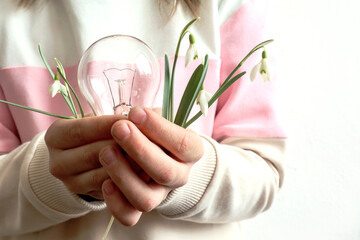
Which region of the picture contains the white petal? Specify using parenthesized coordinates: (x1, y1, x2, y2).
(260, 59, 269, 72)
(260, 72, 268, 82)
(193, 47, 199, 60)
(204, 91, 212, 101)
(48, 82, 58, 98)
(198, 90, 212, 117)
(185, 44, 196, 67)
(60, 84, 68, 96)
(250, 62, 261, 81)
(48, 87, 56, 98)
(199, 102, 208, 117)
(48, 81, 67, 98)
(260, 59, 271, 81)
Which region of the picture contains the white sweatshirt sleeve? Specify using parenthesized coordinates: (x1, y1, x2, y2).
(157, 135, 285, 223)
(0, 132, 106, 235)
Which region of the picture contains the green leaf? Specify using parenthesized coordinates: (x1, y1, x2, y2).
(174, 55, 209, 127)
(38, 44, 55, 79)
(162, 54, 171, 120)
(184, 71, 245, 128)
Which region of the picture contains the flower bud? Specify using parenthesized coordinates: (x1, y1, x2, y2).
(189, 33, 196, 44)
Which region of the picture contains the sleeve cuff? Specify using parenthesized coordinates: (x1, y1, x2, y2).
(21, 132, 106, 221)
(157, 135, 217, 217)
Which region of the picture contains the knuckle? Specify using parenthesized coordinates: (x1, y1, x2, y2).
(67, 122, 84, 143)
(168, 165, 189, 188)
(81, 148, 97, 167)
(157, 167, 176, 186)
(193, 146, 204, 162)
(177, 129, 193, 156)
(89, 172, 103, 190)
(176, 129, 197, 156)
(177, 174, 188, 188)
(179, 130, 204, 162)
(138, 196, 157, 212)
(49, 161, 63, 179)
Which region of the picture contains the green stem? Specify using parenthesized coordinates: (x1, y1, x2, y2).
(57, 67, 84, 118)
(64, 83, 78, 118)
(0, 99, 73, 119)
(66, 80, 85, 118)
(61, 92, 77, 117)
(101, 216, 114, 240)
(169, 17, 200, 121)
(57, 66, 78, 118)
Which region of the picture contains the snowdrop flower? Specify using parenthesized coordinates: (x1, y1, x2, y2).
(250, 50, 271, 82)
(48, 73, 67, 98)
(196, 86, 212, 117)
(185, 33, 198, 67)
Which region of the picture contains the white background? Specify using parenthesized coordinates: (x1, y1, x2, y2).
(242, 0, 360, 239)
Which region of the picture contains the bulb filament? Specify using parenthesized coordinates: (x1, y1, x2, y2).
(103, 67, 136, 116)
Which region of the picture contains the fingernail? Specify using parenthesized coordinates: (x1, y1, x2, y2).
(129, 107, 146, 125)
(100, 147, 117, 166)
(112, 122, 130, 141)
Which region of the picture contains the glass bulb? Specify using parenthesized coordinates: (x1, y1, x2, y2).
(78, 35, 160, 116)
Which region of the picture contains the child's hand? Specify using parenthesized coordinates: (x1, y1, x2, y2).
(99, 107, 204, 226)
(45, 115, 126, 200)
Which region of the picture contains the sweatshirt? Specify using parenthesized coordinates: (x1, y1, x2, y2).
(0, 0, 286, 239)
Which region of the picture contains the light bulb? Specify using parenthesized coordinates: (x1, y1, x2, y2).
(78, 35, 160, 116)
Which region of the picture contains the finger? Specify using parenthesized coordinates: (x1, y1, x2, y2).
(126, 155, 152, 183)
(84, 112, 95, 117)
(61, 167, 109, 197)
(45, 115, 126, 149)
(128, 107, 204, 162)
(100, 145, 171, 212)
(110, 121, 189, 187)
(102, 179, 142, 226)
(152, 107, 162, 115)
(49, 139, 116, 177)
